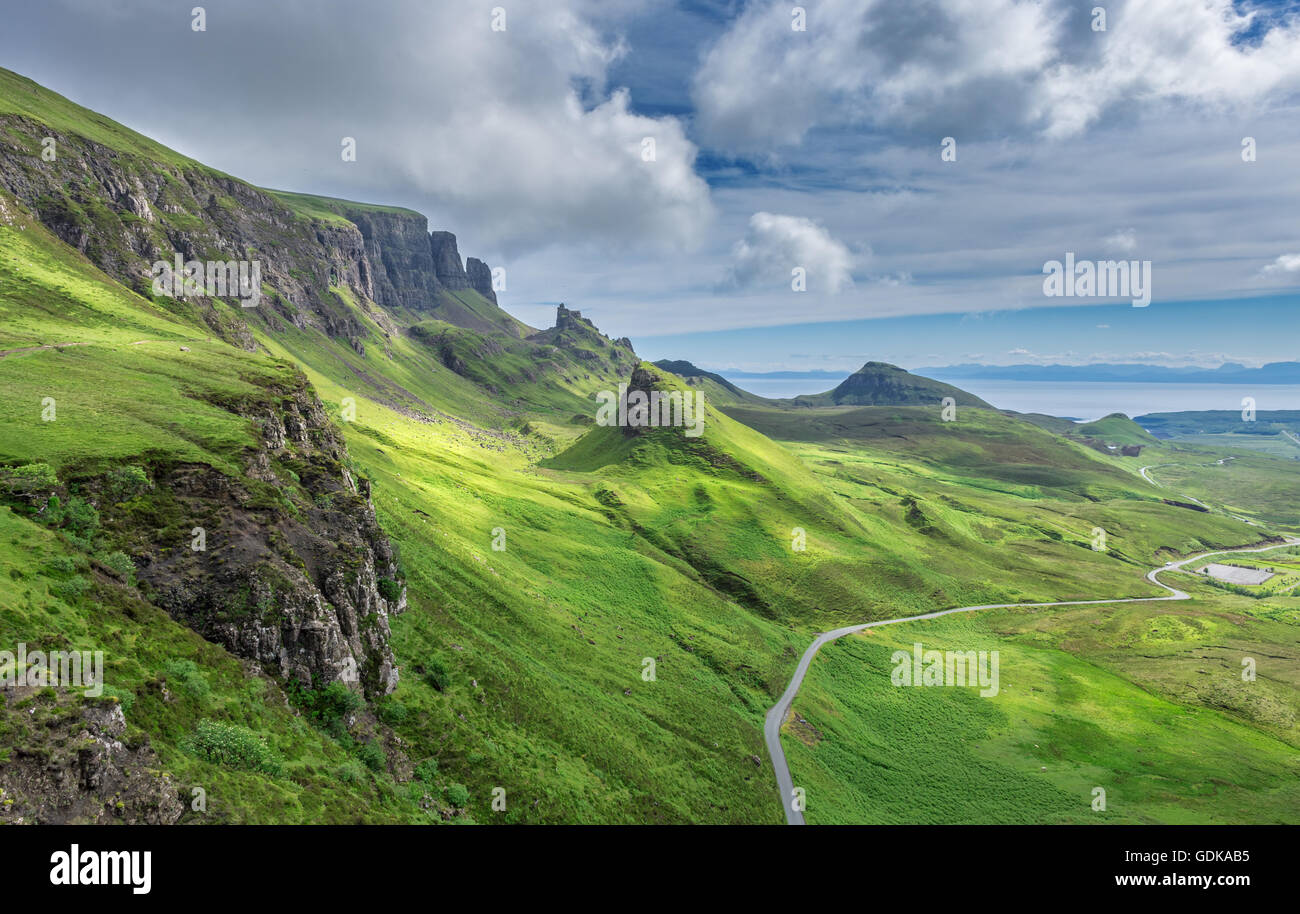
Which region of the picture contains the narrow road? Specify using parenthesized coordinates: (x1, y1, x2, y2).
(764, 537, 1300, 825)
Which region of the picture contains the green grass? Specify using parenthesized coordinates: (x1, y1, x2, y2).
(786, 605, 1300, 823)
(3, 63, 1299, 824)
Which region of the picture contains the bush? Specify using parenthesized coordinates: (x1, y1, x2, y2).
(184, 720, 281, 775)
(377, 699, 409, 725)
(104, 465, 149, 502)
(163, 659, 211, 703)
(289, 679, 363, 732)
(357, 740, 386, 773)
(424, 657, 450, 692)
(444, 783, 469, 807)
(1, 462, 58, 495)
(377, 577, 402, 603)
(101, 685, 135, 714)
(100, 550, 135, 584)
(334, 760, 366, 784)
(414, 758, 439, 783)
(51, 496, 99, 539)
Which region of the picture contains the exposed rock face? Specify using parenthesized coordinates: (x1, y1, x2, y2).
(555, 304, 596, 333)
(0, 689, 184, 825)
(0, 116, 504, 335)
(429, 230, 470, 290)
(125, 376, 407, 699)
(345, 208, 442, 313)
(621, 365, 661, 438)
(466, 256, 496, 304)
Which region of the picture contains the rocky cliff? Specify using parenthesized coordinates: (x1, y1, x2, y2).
(466, 256, 497, 304)
(0, 114, 506, 343)
(120, 374, 408, 698)
(0, 688, 184, 825)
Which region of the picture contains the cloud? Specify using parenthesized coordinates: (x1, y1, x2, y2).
(1261, 253, 1300, 276)
(1103, 229, 1138, 253)
(3, 0, 713, 257)
(692, 0, 1300, 154)
(727, 212, 856, 293)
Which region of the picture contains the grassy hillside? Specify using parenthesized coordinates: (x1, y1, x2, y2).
(1075, 413, 1159, 446)
(3, 66, 1298, 825)
(792, 361, 991, 408)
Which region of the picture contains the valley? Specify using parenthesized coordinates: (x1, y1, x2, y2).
(1, 66, 1298, 826)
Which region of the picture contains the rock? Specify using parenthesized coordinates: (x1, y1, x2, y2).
(0, 688, 183, 825)
(465, 257, 497, 305)
(132, 377, 407, 699)
(429, 231, 469, 290)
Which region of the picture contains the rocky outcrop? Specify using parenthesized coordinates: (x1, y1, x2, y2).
(0, 688, 184, 825)
(122, 376, 407, 699)
(555, 304, 596, 333)
(621, 365, 661, 438)
(466, 256, 496, 304)
(0, 115, 505, 338)
(429, 231, 470, 290)
(344, 208, 442, 314)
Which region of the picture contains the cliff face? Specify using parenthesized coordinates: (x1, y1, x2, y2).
(123, 375, 408, 699)
(0, 689, 184, 825)
(344, 208, 442, 314)
(429, 230, 470, 290)
(466, 256, 497, 304)
(0, 115, 504, 338)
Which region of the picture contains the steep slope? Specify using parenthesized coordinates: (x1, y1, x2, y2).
(1, 67, 1288, 827)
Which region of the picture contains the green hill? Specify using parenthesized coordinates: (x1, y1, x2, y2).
(2, 66, 1299, 827)
(792, 361, 991, 408)
(1075, 413, 1160, 447)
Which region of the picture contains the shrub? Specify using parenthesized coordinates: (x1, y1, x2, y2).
(164, 659, 211, 703)
(357, 740, 386, 773)
(1, 462, 58, 495)
(289, 679, 363, 732)
(444, 783, 469, 807)
(377, 699, 409, 725)
(377, 577, 402, 603)
(184, 720, 281, 775)
(414, 758, 439, 784)
(104, 465, 149, 502)
(100, 550, 135, 585)
(424, 657, 450, 692)
(101, 685, 135, 714)
(51, 496, 99, 539)
(334, 760, 366, 784)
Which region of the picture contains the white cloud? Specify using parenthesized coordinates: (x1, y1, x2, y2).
(1261, 253, 1300, 275)
(727, 212, 856, 293)
(1103, 229, 1138, 253)
(15, 0, 713, 257)
(692, 0, 1300, 153)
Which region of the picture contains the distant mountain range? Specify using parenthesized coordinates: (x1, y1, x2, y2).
(918, 362, 1300, 384)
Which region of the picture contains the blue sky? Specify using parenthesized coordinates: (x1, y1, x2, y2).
(2, 0, 1298, 371)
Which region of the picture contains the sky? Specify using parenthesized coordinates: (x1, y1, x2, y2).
(2, 0, 1299, 374)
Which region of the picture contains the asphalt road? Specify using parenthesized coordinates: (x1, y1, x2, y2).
(763, 538, 1300, 825)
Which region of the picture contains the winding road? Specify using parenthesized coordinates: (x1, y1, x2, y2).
(764, 537, 1300, 825)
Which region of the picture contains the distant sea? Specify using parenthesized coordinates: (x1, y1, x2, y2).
(906, 380, 1300, 421)
(719, 375, 1300, 421)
